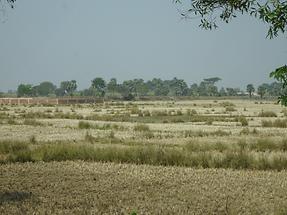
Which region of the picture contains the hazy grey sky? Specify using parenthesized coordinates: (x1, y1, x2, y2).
(0, 0, 286, 91)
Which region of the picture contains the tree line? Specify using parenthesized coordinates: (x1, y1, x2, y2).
(1, 77, 283, 100)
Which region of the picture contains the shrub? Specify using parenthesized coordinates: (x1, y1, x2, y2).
(29, 135, 37, 144)
(212, 129, 231, 136)
(0, 141, 29, 154)
(281, 109, 287, 117)
(23, 119, 43, 126)
(109, 131, 115, 139)
(220, 102, 235, 107)
(274, 119, 287, 128)
(7, 119, 18, 125)
(236, 116, 248, 126)
(262, 119, 287, 128)
(261, 120, 273, 127)
(206, 119, 213, 125)
(249, 139, 278, 152)
(186, 109, 197, 116)
(171, 118, 185, 123)
(240, 128, 258, 135)
(130, 107, 141, 115)
(240, 128, 250, 135)
(258, 111, 277, 117)
(152, 110, 168, 116)
(85, 132, 97, 144)
(225, 107, 237, 112)
(143, 110, 151, 117)
(134, 124, 150, 132)
(222, 151, 252, 169)
(78, 121, 93, 129)
(280, 139, 287, 151)
(142, 131, 154, 139)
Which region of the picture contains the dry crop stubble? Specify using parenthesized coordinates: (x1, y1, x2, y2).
(1, 162, 287, 214)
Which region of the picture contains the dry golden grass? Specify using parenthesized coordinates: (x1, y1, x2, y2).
(1, 161, 287, 214)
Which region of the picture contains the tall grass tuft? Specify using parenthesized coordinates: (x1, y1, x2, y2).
(258, 111, 277, 117)
(262, 119, 287, 128)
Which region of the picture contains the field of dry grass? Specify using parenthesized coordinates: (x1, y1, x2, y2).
(1, 99, 287, 214)
(1, 161, 287, 214)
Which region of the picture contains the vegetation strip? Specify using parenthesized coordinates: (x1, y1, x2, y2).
(2, 138, 287, 171)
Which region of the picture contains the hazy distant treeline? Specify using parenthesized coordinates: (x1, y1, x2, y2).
(0, 77, 284, 99)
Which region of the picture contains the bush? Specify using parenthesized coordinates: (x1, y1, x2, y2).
(240, 128, 250, 135)
(249, 139, 278, 152)
(78, 121, 93, 129)
(240, 128, 259, 135)
(205, 119, 213, 125)
(212, 129, 231, 136)
(258, 111, 277, 117)
(281, 109, 287, 117)
(23, 119, 43, 126)
(7, 119, 18, 125)
(142, 131, 154, 139)
(220, 102, 235, 107)
(262, 119, 287, 128)
(134, 124, 150, 132)
(84, 132, 98, 143)
(225, 107, 237, 112)
(236, 116, 248, 126)
(261, 120, 273, 127)
(0, 141, 29, 154)
(152, 110, 168, 117)
(186, 109, 197, 116)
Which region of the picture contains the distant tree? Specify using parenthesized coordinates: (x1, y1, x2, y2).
(268, 82, 282, 96)
(226, 87, 237, 96)
(55, 88, 65, 97)
(107, 78, 118, 96)
(257, 83, 270, 99)
(59, 80, 77, 96)
(146, 78, 169, 96)
(17, 84, 33, 97)
(120, 80, 136, 100)
(117, 83, 135, 100)
(155, 84, 169, 96)
(169, 78, 188, 96)
(91, 78, 106, 97)
(198, 77, 221, 96)
(134, 79, 149, 96)
(246, 84, 255, 98)
(257, 84, 267, 99)
(35, 81, 56, 97)
(203, 77, 221, 85)
(79, 87, 95, 97)
(208, 85, 219, 96)
(189, 83, 199, 96)
(219, 87, 227, 96)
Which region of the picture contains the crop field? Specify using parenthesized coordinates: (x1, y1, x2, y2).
(1, 99, 287, 214)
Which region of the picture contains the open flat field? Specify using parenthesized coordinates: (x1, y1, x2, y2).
(1, 161, 287, 215)
(1, 99, 287, 214)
